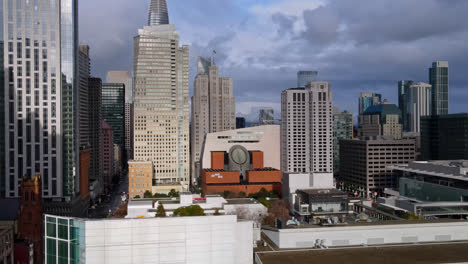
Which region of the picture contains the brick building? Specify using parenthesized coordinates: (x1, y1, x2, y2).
(201, 146, 282, 196)
(17, 175, 43, 264)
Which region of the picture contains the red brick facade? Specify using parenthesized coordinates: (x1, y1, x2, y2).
(201, 150, 282, 197)
(18, 175, 43, 264)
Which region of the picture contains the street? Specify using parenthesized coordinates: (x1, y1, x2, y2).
(88, 170, 129, 218)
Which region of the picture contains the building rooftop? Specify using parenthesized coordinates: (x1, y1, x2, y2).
(256, 242, 468, 264)
(297, 188, 346, 196)
(225, 198, 261, 205)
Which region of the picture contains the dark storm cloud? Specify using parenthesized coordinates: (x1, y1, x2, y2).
(79, 0, 468, 120)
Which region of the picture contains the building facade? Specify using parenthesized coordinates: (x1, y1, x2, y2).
(102, 83, 125, 148)
(281, 82, 334, 189)
(78, 45, 90, 149)
(191, 56, 235, 184)
(44, 214, 253, 264)
(259, 107, 274, 125)
(2, 0, 80, 201)
(359, 92, 382, 115)
(421, 114, 468, 160)
(333, 108, 353, 172)
(88, 78, 103, 195)
(134, 0, 190, 187)
(339, 137, 416, 196)
(398, 80, 413, 131)
(406, 82, 432, 133)
(0, 225, 13, 264)
(359, 104, 403, 139)
(128, 161, 153, 198)
(429, 61, 449, 116)
(101, 121, 114, 190)
(297, 71, 318, 88)
(106, 71, 133, 160)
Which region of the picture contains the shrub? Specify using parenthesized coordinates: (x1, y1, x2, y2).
(173, 205, 205, 217)
(143, 190, 153, 198)
(155, 204, 167, 217)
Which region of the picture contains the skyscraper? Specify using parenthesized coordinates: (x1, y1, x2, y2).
(88, 78, 103, 194)
(297, 71, 318, 88)
(191, 56, 235, 183)
(102, 83, 125, 148)
(398, 80, 413, 131)
(106, 71, 133, 160)
(359, 92, 382, 115)
(281, 82, 334, 188)
(134, 0, 190, 188)
(333, 107, 353, 172)
(236, 117, 246, 129)
(429, 61, 449, 116)
(259, 107, 274, 125)
(2, 0, 87, 211)
(406, 82, 432, 133)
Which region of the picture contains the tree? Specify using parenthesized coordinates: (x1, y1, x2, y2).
(173, 205, 205, 217)
(214, 209, 221, 215)
(155, 204, 167, 217)
(223, 191, 232, 198)
(134, 195, 141, 199)
(258, 197, 271, 207)
(153, 193, 169, 198)
(262, 200, 291, 226)
(238, 192, 247, 197)
(143, 190, 153, 198)
(168, 189, 179, 198)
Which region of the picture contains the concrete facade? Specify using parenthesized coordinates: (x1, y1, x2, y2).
(263, 221, 468, 249)
(0, 225, 13, 264)
(88, 78, 103, 196)
(406, 82, 432, 133)
(259, 107, 274, 125)
(339, 137, 416, 196)
(133, 23, 190, 186)
(281, 82, 334, 190)
(101, 121, 114, 190)
(333, 107, 353, 172)
(44, 214, 253, 264)
(191, 57, 235, 183)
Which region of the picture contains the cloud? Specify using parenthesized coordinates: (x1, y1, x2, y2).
(80, 0, 468, 119)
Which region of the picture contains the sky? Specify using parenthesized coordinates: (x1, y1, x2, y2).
(80, 0, 468, 122)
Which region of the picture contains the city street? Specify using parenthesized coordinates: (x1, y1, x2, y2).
(89, 170, 128, 218)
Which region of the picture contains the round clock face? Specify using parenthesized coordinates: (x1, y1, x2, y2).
(231, 148, 247, 165)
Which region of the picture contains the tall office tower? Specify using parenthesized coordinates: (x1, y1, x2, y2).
(2, 0, 87, 211)
(281, 82, 334, 188)
(429, 61, 449, 116)
(106, 71, 133, 160)
(333, 107, 353, 173)
(406, 82, 432, 133)
(78, 45, 90, 148)
(134, 0, 190, 188)
(398, 80, 413, 131)
(191, 56, 235, 184)
(259, 107, 274, 125)
(102, 83, 125, 149)
(88, 78, 103, 194)
(358, 104, 403, 139)
(359, 92, 382, 115)
(297, 71, 318, 88)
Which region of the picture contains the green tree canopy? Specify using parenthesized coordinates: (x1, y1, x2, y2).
(173, 205, 205, 217)
(143, 190, 153, 198)
(155, 204, 167, 217)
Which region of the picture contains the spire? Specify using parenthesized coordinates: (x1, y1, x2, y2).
(148, 0, 169, 26)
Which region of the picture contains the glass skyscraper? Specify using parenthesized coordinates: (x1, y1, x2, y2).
(102, 83, 125, 147)
(359, 92, 382, 115)
(429, 61, 449, 116)
(398, 80, 413, 131)
(2, 0, 80, 199)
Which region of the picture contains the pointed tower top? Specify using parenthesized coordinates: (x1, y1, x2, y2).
(148, 0, 169, 26)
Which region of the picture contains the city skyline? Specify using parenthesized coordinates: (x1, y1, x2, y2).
(79, 0, 468, 121)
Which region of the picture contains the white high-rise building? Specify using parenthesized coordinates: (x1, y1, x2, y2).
(406, 82, 432, 133)
(191, 57, 235, 184)
(133, 0, 190, 187)
(281, 82, 334, 191)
